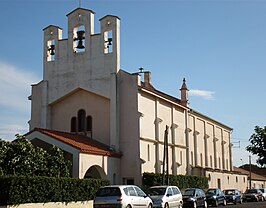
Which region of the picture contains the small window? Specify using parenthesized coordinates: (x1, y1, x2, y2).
(78, 109, 85, 132)
(128, 187, 136, 196)
(134, 186, 146, 197)
(86, 115, 92, 131)
(71, 117, 77, 132)
(167, 188, 173, 196)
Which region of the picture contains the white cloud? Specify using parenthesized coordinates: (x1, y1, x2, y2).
(0, 62, 39, 112)
(0, 61, 40, 141)
(189, 89, 215, 100)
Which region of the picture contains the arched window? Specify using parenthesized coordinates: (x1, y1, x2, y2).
(78, 109, 86, 132)
(71, 117, 77, 132)
(86, 115, 92, 131)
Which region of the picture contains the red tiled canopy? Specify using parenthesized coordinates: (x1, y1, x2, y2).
(26, 128, 122, 158)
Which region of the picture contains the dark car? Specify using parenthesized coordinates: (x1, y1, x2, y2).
(242, 188, 264, 202)
(182, 188, 207, 208)
(205, 188, 226, 207)
(223, 189, 242, 205)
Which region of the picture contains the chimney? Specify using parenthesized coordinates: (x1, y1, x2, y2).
(144, 71, 151, 86)
(180, 78, 189, 107)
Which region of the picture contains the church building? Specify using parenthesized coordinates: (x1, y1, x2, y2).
(26, 7, 246, 191)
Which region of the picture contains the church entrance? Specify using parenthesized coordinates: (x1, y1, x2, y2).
(84, 165, 107, 179)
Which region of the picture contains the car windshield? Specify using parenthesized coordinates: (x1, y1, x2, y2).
(224, 190, 235, 195)
(245, 189, 257, 194)
(146, 187, 166, 196)
(183, 189, 195, 196)
(96, 187, 121, 197)
(206, 189, 216, 195)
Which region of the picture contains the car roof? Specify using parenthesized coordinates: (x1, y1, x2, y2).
(101, 185, 138, 188)
(148, 186, 178, 188)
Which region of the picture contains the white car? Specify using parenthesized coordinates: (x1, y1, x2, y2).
(260, 188, 266, 200)
(146, 186, 183, 208)
(93, 185, 153, 208)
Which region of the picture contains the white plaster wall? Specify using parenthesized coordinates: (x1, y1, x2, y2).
(195, 118, 205, 167)
(206, 171, 248, 193)
(173, 108, 186, 146)
(139, 93, 156, 140)
(50, 89, 110, 145)
(140, 140, 156, 173)
(79, 153, 120, 184)
(206, 123, 214, 168)
(119, 71, 142, 185)
(157, 100, 172, 143)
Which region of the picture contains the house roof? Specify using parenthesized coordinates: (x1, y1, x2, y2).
(140, 82, 183, 106)
(26, 128, 122, 158)
(233, 166, 266, 181)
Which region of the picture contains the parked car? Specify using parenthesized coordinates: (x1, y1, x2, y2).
(260, 188, 266, 200)
(242, 188, 264, 202)
(223, 189, 242, 205)
(146, 185, 183, 208)
(182, 188, 207, 208)
(93, 185, 153, 208)
(205, 188, 226, 207)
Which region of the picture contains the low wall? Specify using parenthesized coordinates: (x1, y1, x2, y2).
(0, 200, 93, 208)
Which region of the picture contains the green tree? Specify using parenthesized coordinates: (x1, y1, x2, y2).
(246, 126, 266, 167)
(0, 135, 71, 177)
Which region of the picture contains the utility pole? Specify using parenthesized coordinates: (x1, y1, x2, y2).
(249, 155, 252, 189)
(162, 125, 169, 185)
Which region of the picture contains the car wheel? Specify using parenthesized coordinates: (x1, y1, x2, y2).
(239, 198, 243, 204)
(164, 203, 169, 208)
(214, 200, 219, 207)
(148, 203, 152, 208)
(234, 199, 237, 205)
(192, 201, 197, 208)
(126, 205, 132, 208)
(223, 199, 226, 206)
(178, 202, 183, 208)
(203, 201, 207, 208)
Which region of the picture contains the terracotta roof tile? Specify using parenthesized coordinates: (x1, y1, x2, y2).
(27, 128, 122, 158)
(233, 166, 266, 181)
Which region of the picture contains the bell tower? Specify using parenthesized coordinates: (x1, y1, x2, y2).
(30, 7, 121, 152)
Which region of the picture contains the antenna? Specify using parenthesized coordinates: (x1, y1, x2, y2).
(79, 0, 82, 8)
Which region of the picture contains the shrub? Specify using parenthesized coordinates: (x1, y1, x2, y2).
(142, 172, 208, 190)
(0, 176, 109, 205)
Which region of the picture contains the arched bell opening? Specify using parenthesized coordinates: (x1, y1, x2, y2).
(73, 25, 86, 53)
(47, 37, 55, 61)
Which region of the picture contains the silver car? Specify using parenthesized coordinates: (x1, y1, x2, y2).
(93, 185, 153, 208)
(146, 186, 183, 208)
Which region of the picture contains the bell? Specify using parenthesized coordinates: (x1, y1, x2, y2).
(48, 44, 55, 55)
(77, 30, 85, 40)
(107, 38, 112, 46)
(76, 40, 85, 49)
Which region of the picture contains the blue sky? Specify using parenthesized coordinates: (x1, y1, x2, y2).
(0, 0, 265, 167)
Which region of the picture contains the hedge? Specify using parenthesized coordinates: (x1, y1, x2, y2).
(142, 172, 209, 190)
(0, 176, 109, 205)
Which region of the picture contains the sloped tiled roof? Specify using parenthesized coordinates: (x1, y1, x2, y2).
(140, 82, 183, 106)
(26, 128, 122, 158)
(233, 166, 266, 181)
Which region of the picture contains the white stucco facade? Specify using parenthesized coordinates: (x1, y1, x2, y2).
(27, 7, 250, 189)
